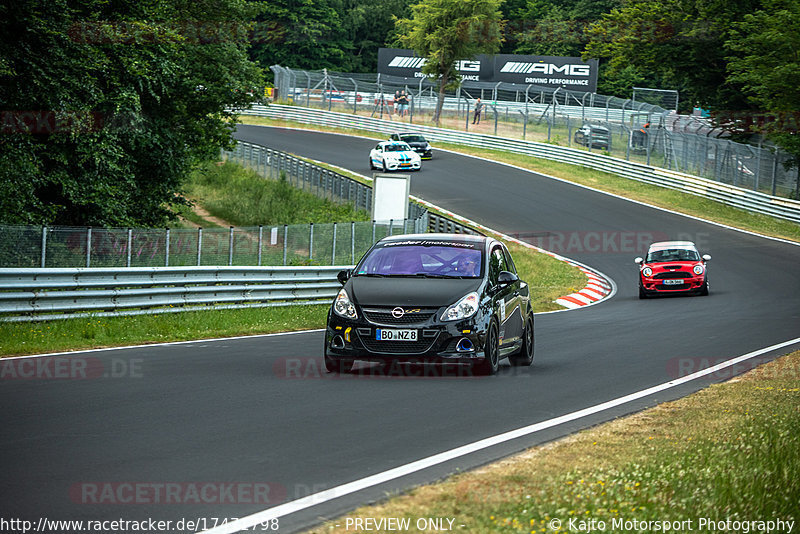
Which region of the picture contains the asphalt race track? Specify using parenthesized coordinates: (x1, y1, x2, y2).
(3, 124, 799, 533)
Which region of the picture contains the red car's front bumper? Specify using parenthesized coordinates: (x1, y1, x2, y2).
(640, 274, 706, 294)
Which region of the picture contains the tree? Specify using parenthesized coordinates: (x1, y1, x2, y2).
(0, 0, 263, 226)
(249, 0, 348, 72)
(395, 0, 504, 125)
(338, 0, 414, 72)
(726, 0, 800, 177)
(508, 0, 620, 57)
(583, 0, 763, 112)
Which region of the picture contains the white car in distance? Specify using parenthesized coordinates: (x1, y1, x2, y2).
(369, 141, 422, 172)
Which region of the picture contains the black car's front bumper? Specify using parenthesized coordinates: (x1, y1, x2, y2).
(409, 146, 432, 159)
(325, 311, 488, 365)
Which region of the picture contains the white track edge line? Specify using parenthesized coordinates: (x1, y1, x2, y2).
(2, 329, 326, 361)
(201, 336, 800, 534)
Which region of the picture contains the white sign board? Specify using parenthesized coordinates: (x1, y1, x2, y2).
(372, 173, 410, 224)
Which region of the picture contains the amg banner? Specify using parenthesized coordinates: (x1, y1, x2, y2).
(377, 48, 493, 83)
(493, 54, 598, 91)
(378, 48, 598, 92)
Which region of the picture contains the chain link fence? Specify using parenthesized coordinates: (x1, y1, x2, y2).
(0, 221, 425, 269)
(267, 66, 799, 199)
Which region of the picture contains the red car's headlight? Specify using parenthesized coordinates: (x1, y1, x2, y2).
(693, 264, 704, 275)
(642, 267, 653, 277)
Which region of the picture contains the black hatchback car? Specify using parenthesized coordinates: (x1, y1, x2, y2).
(324, 234, 534, 375)
(389, 132, 433, 159)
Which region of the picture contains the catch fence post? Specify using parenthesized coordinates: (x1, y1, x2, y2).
(86, 227, 92, 267)
(197, 228, 203, 266)
(228, 226, 234, 266)
(258, 226, 263, 266)
(126, 228, 132, 267)
(40, 226, 48, 268)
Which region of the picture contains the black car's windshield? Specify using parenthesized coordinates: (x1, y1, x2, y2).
(646, 248, 700, 262)
(355, 244, 483, 278)
(401, 135, 426, 143)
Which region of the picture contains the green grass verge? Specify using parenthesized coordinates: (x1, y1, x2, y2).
(0, 305, 329, 357)
(307, 351, 800, 533)
(241, 115, 800, 243)
(186, 160, 371, 226)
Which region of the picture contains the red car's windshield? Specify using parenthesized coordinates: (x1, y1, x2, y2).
(646, 248, 700, 262)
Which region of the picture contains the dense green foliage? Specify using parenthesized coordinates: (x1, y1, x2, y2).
(0, 0, 263, 226)
(726, 0, 800, 169)
(395, 0, 505, 124)
(250, 0, 412, 73)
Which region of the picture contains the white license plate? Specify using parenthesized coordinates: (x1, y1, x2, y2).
(376, 329, 418, 341)
(663, 279, 685, 285)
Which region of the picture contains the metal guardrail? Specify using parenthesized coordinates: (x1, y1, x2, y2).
(242, 105, 800, 224)
(0, 266, 348, 322)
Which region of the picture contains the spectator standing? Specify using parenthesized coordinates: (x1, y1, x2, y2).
(398, 90, 409, 118)
(393, 90, 400, 115)
(472, 98, 483, 124)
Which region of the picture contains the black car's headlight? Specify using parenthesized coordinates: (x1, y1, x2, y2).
(333, 288, 357, 319)
(441, 292, 479, 321)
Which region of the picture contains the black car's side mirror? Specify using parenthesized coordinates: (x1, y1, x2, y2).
(497, 271, 519, 286)
(337, 269, 352, 285)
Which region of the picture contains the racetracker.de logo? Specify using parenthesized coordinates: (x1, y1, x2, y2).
(0, 357, 142, 380)
(0, 111, 106, 135)
(510, 231, 670, 255)
(274, 357, 499, 379)
(665, 356, 794, 380)
(69, 482, 287, 505)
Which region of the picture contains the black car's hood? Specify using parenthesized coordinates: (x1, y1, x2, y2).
(405, 141, 428, 148)
(348, 276, 481, 308)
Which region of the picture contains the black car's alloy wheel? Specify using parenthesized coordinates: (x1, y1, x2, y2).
(509, 316, 534, 367)
(474, 322, 499, 376)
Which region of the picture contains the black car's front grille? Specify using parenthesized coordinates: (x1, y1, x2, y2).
(362, 308, 437, 326)
(359, 332, 440, 354)
(654, 271, 691, 279)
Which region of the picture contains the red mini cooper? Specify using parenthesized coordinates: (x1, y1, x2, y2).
(635, 241, 711, 298)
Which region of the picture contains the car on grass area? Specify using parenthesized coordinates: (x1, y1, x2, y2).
(389, 132, 433, 159)
(574, 124, 610, 149)
(369, 141, 422, 172)
(635, 241, 711, 298)
(324, 233, 535, 375)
